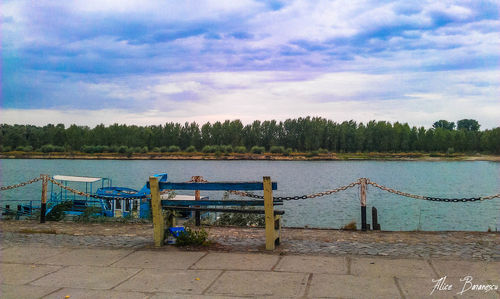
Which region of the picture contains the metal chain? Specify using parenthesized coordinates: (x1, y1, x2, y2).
(229, 181, 361, 200)
(47, 177, 146, 200)
(480, 193, 500, 200)
(365, 179, 496, 202)
(365, 179, 426, 200)
(0, 176, 43, 191)
(3, 175, 498, 203)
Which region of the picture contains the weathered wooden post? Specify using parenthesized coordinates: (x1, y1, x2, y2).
(150, 176, 165, 247)
(192, 176, 202, 226)
(360, 178, 367, 231)
(263, 176, 276, 250)
(40, 174, 48, 223)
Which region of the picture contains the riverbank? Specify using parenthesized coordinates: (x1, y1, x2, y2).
(1, 151, 499, 161)
(1, 220, 499, 261)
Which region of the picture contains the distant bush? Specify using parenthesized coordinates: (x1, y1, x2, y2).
(131, 147, 142, 153)
(270, 146, 285, 154)
(307, 150, 319, 157)
(81, 145, 107, 153)
(140, 146, 148, 153)
(40, 144, 57, 153)
(118, 146, 128, 154)
(202, 145, 218, 153)
(284, 148, 293, 156)
(167, 145, 180, 152)
(15, 145, 33, 152)
(151, 147, 160, 153)
(160, 146, 168, 153)
(0, 145, 9, 152)
(318, 148, 328, 154)
(95, 145, 105, 153)
(220, 145, 233, 153)
(234, 146, 247, 153)
(185, 145, 197, 152)
(108, 145, 119, 153)
(250, 146, 265, 154)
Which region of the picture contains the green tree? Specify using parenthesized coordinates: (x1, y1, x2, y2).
(457, 119, 480, 131)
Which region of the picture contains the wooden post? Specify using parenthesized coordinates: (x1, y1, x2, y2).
(360, 178, 367, 231)
(193, 176, 202, 226)
(263, 176, 275, 250)
(40, 175, 48, 223)
(150, 176, 164, 247)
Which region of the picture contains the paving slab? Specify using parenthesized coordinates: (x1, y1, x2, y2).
(192, 252, 279, 270)
(43, 288, 151, 299)
(206, 270, 308, 297)
(431, 260, 500, 279)
(115, 269, 220, 294)
(30, 265, 141, 289)
(351, 257, 436, 278)
(274, 255, 347, 274)
(308, 274, 401, 298)
(0, 246, 68, 264)
(41, 248, 133, 266)
(150, 294, 247, 299)
(112, 250, 205, 269)
(0, 284, 59, 299)
(398, 276, 499, 299)
(0, 263, 61, 285)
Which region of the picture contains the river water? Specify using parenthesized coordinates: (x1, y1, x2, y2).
(1, 159, 498, 231)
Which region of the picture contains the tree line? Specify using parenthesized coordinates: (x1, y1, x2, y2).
(1, 117, 499, 154)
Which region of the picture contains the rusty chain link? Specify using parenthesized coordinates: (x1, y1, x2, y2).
(0, 176, 43, 191)
(365, 179, 426, 200)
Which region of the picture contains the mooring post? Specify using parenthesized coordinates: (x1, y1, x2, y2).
(372, 206, 380, 230)
(150, 176, 164, 247)
(40, 174, 48, 223)
(263, 176, 276, 250)
(193, 176, 202, 226)
(360, 178, 367, 231)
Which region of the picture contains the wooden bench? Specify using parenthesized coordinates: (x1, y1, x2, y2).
(148, 176, 283, 250)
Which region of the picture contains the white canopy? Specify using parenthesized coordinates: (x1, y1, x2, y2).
(53, 175, 102, 183)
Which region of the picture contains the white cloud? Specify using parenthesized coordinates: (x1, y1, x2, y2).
(3, 69, 499, 128)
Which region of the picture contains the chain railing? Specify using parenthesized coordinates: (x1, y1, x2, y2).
(1, 175, 499, 203)
(229, 180, 361, 200)
(365, 179, 498, 202)
(0, 176, 43, 191)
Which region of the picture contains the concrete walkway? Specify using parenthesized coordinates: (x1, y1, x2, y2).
(1, 245, 499, 298)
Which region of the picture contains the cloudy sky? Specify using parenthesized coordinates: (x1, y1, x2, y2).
(2, 0, 499, 128)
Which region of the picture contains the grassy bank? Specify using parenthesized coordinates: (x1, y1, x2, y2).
(1, 151, 499, 161)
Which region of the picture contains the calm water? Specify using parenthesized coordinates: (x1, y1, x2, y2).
(1, 159, 499, 231)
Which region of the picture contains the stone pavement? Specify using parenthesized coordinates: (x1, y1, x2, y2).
(1, 244, 499, 299)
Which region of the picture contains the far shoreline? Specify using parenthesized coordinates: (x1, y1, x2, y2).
(1, 152, 499, 162)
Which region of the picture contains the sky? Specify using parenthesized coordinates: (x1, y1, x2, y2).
(1, 0, 499, 129)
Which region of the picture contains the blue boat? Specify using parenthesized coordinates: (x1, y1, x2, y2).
(46, 173, 170, 219)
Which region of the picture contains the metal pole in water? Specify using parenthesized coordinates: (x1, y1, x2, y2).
(360, 178, 367, 231)
(372, 206, 380, 230)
